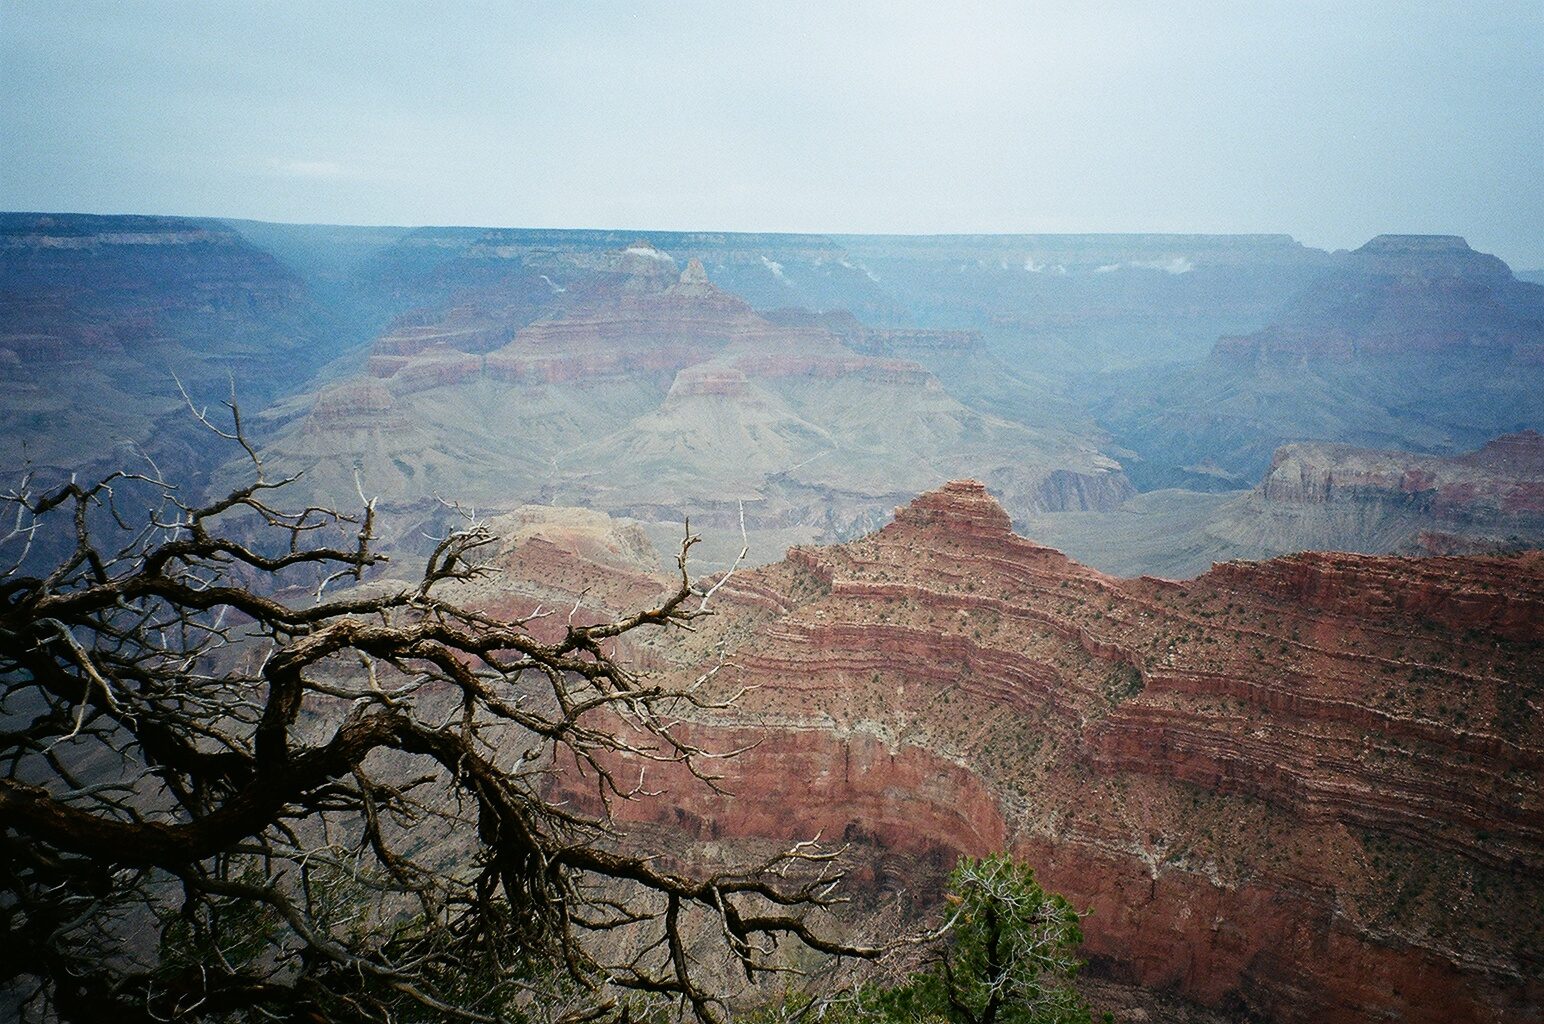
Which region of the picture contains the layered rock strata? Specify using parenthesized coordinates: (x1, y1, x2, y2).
(0, 213, 329, 476)
(266, 246, 1133, 542)
(550, 481, 1543, 1023)
(1097, 235, 1544, 490)
(1014, 432, 1544, 581)
(1258, 431, 1544, 550)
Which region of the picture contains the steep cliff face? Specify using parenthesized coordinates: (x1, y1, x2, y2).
(1013, 432, 1544, 581)
(556, 481, 1543, 1023)
(1256, 431, 1544, 552)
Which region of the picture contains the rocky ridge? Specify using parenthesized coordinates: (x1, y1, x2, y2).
(1214, 235, 1544, 366)
(1014, 431, 1544, 580)
(261, 245, 1132, 566)
(0, 213, 334, 478)
(553, 481, 1543, 1023)
(1257, 430, 1544, 553)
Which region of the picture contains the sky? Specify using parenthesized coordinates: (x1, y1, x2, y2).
(3, 1, 1542, 268)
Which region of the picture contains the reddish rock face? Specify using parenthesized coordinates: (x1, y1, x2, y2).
(540, 481, 1544, 1023)
(557, 725, 1007, 878)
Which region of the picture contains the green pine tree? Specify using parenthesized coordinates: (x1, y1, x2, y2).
(877, 855, 1097, 1024)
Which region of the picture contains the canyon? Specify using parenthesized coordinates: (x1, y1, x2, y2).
(0, 213, 336, 480)
(6, 211, 1544, 1020)
(9, 217, 1541, 579)
(1016, 430, 1544, 579)
(526, 481, 1543, 1023)
(1096, 235, 1544, 491)
(254, 238, 1134, 567)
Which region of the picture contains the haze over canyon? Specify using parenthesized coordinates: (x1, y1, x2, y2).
(2, 211, 1542, 1022)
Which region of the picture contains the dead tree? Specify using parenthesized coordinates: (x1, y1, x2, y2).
(0, 407, 874, 1023)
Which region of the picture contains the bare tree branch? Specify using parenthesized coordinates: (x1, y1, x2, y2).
(0, 405, 876, 1024)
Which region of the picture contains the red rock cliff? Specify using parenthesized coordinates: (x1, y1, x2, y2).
(548, 481, 1544, 1023)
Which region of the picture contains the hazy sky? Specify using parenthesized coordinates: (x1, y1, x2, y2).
(4, 1, 1541, 267)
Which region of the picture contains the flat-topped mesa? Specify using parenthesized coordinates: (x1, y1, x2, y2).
(1359, 234, 1473, 251)
(1351, 233, 1509, 280)
(663, 363, 753, 401)
(890, 479, 1014, 540)
(1211, 234, 1542, 365)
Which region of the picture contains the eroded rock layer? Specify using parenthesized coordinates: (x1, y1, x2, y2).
(264, 243, 1131, 559)
(1095, 235, 1544, 491)
(556, 481, 1543, 1023)
(1257, 431, 1544, 554)
(0, 213, 330, 477)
